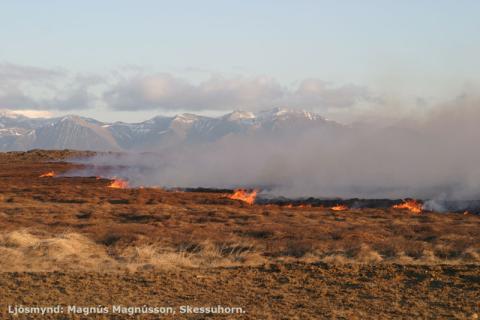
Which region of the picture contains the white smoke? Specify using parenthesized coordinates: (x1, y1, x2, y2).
(72, 94, 480, 203)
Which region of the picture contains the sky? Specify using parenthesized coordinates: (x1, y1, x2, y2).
(1, 0, 479, 122)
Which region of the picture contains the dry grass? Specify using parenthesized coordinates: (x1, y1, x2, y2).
(0, 230, 265, 272)
(0, 150, 479, 272)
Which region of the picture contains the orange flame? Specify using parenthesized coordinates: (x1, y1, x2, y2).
(393, 200, 422, 214)
(331, 204, 348, 211)
(108, 179, 129, 189)
(39, 171, 56, 178)
(229, 189, 257, 205)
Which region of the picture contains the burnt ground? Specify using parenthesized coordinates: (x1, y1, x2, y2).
(0, 150, 479, 319)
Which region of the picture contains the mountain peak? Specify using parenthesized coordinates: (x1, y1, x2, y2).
(173, 113, 200, 124)
(0, 108, 339, 151)
(256, 107, 323, 122)
(223, 110, 256, 121)
(60, 115, 82, 122)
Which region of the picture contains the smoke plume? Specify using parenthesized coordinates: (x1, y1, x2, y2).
(72, 95, 480, 205)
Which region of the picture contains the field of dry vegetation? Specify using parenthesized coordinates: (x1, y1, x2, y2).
(0, 150, 479, 319)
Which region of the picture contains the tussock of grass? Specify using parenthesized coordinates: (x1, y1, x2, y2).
(0, 230, 266, 272)
(0, 229, 478, 272)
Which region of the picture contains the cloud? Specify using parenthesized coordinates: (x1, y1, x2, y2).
(0, 89, 39, 109)
(0, 63, 64, 84)
(291, 79, 372, 108)
(104, 73, 371, 111)
(104, 74, 286, 111)
(41, 86, 94, 110)
(0, 63, 100, 111)
(8, 109, 54, 118)
(0, 63, 373, 113)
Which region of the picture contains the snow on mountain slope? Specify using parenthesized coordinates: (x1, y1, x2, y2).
(31, 116, 120, 151)
(0, 108, 342, 151)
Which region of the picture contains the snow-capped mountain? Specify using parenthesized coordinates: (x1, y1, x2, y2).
(0, 108, 342, 151)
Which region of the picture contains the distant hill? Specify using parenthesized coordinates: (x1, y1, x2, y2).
(0, 108, 342, 151)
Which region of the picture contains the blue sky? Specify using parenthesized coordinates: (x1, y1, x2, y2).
(1, 1, 479, 122)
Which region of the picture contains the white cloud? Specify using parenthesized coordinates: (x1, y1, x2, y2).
(0, 89, 39, 109)
(291, 79, 372, 108)
(9, 109, 54, 118)
(0, 63, 64, 84)
(0, 63, 100, 111)
(104, 73, 371, 111)
(0, 62, 373, 113)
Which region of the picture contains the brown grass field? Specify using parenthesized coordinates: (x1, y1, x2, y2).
(0, 150, 479, 319)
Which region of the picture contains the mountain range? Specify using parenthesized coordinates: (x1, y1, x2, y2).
(0, 108, 342, 151)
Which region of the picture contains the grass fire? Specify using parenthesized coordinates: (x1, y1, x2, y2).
(330, 204, 348, 211)
(228, 188, 258, 205)
(108, 178, 129, 189)
(1, 150, 479, 319)
(393, 199, 423, 214)
(4, 2, 480, 317)
(39, 171, 56, 178)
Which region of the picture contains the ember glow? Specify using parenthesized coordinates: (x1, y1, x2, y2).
(229, 189, 258, 205)
(39, 171, 56, 178)
(393, 200, 422, 214)
(330, 204, 348, 211)
(108, 179, 129, 189)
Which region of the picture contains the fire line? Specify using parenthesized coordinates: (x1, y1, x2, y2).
(392, 200, 422, 214)
(108, 178, 129, 189)
(229, 189, 258, 205)
(39, 171, 56, 178)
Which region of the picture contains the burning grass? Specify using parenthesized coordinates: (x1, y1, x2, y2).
(0, 150, 479, 271)
(330, 204, 348, 211)
(108, 178, 129, 189)
(39, 171, 56, 178)
(228, 189, 258, 205)
(1, 150, 479, 320)
(393, 199, 423, 214)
